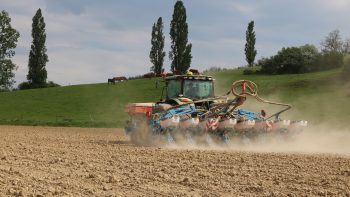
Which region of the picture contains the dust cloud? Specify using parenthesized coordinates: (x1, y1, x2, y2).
(227, 126, 350, 155)
(161, 86, 350, 156)
(160, 125, 350, 156)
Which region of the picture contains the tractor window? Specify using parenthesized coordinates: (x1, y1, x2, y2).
(184, 80, 214, 99)
(166, 80, 182, 99)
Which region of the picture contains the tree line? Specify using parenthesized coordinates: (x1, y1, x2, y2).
(0, 9, 55, 91)
(149, 1, 350, 78)
(255, 30, 350, 75)
(148, 1, 258, 76)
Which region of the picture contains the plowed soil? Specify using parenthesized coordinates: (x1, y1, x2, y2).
(0, 126, 349, 196)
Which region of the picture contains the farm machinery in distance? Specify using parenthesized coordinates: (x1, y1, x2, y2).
(125, 74, 307, 146)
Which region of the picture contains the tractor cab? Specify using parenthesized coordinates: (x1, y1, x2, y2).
(164, 75, 215, 101)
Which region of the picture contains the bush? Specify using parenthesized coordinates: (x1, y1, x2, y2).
(202, 66, 228, 74)
(47, 81, 60, 88)
(317, 52, 343, 71)
(18, 82, 31, 90)
(259, 47, 307, 74)
(258, 44, 344, 75)
(300, 44, 320, 72)
(128, 75, 143, 80)
(18, 81, 60, 90)
(243, 69, 254, 75)
(343, 55, 350, 79)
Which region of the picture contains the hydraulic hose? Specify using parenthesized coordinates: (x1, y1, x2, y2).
(230, 80, 291, 120)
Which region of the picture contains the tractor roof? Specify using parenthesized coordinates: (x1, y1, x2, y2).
(165, 75, 214, 81)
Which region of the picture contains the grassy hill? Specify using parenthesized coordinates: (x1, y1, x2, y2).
(0, 78, 162, 127)
(0, 68, 349, 129)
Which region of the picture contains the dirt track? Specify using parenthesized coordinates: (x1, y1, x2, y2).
(0, 126, 349, 196)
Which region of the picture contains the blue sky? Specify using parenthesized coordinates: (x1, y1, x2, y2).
(2, 0, 350, 85)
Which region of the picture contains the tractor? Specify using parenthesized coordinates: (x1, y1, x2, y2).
(125, 74, 307, 146)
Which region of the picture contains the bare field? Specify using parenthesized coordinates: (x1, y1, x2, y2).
(0, 126, 349, 196)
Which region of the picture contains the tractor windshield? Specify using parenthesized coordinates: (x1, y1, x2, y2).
(167, 80, 182, 99)
(183, 80, 214, 99)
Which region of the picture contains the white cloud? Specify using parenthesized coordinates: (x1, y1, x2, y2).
(228, 2, 259, 18)
(318, 0, 350, 11)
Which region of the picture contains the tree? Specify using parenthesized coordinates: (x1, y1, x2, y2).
(259, 45, 320, 74)
(245, 21, 257, 67)
(342, 39, 350, 54)
(0, 10, 20, 91)
(321, 29, 343, 54)
(300, 44, 319, 71)
(169, 0, 192, 74)
(319, 30, 344, 70)
(27, 8, 48, 88)
(149, 17, 166, 75)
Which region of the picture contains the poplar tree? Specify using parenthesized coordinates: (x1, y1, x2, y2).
(169, 0, 192, 74)
(27, 8, 48, 87)
(149, 17, 166, 75)
(245, 21, 257, 67)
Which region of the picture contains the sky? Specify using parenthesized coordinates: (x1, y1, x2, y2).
(1, 0, 350, 86)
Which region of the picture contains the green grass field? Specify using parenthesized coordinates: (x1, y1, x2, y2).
(0, 68, 349, 128)
(0, 78, 162, 127)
